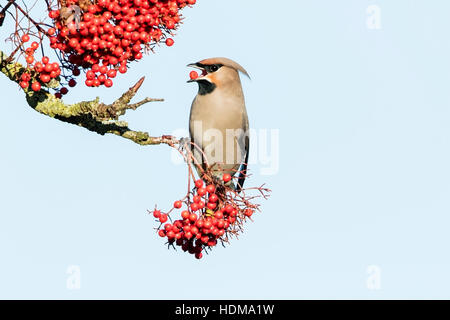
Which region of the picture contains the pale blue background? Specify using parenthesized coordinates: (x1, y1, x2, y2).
(1, 0, 450, 299)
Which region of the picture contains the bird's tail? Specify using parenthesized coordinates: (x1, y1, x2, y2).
(236, 152, 249, 193)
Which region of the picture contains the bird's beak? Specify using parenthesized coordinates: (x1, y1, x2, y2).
(187, 62, 208, 83)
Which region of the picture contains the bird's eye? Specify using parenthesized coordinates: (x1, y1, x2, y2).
(209, 65, 219, 72)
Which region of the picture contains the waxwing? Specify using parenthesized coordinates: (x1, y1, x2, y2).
(188, 57, 250, 192)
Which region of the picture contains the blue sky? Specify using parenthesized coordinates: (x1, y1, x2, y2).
(1, 0, 450, 299)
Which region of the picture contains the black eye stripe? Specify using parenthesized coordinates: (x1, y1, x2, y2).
(205, 64, 222, 73)
(195, 63, 223, 73)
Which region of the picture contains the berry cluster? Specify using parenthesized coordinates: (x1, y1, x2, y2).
(17, 0, 195, 94)
(153, 175, 254, 260)
(18, 38, 66, 94)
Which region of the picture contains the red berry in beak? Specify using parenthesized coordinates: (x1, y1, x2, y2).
(189, 71, 199, 80)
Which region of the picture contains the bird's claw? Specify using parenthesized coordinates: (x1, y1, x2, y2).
(178, 137, 191, 152)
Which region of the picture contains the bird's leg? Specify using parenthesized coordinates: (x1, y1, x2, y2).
(178, 137, 196, 168)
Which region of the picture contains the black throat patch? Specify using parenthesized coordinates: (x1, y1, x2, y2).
(197, 80, 216, 95)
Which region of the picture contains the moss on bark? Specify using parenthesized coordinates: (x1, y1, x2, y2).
(1, 49, 177, 147)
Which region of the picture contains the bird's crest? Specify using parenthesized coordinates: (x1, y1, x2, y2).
(199, 57, 250, 79)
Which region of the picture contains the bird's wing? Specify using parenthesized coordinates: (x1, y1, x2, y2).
(236, 134, 249, 193)
(189, 98, 208, 176)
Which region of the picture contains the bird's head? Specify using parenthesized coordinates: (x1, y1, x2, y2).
(187, 57, 250, 95)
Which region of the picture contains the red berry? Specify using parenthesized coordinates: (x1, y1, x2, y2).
(225, 205, 234, 214)
(189, 71, 198, 80)
(25, 55, 34, 64)
(159, 214, 168, 223)
(34, 62, 43, 73)
(107, 69, 117, 78)
(104, 79, 113, 87)
(181, 210, 190, 220)
(203, 220, 212, 229)
(209, 194, 218, 203)
(153, 210, 161, 218)
(165, 38, 174, 46)
(189, 213, 198, 222)
(196, 220, 204, 228)
(118, 65, 127, 74)
(197, 188, 207, 197)
(21, 34, 30, 43)
(86, 70, 95, 80)
(206, 185, 215, 193)
(44, 63, 53, 73)
(217, 219, 225, 229)
(245, 209, 254, 217)
(223, 174, 232, 182)
(39, 74, 51, 83)
(158, 230, 166, 238)
(167, 231, 175, 239)
(48, 10, 59, 19)
(206, 202, 216, 210)
(207, 239, 217, 247)
(98, 75, 106, 83)
(30, 41, 39, 50)
(194, 179, 203, 189)
(174, 201, 183, 209)
(31, 81, 41, 91)
(21, 73, 31, 82)
(191, 226, 199, 235)
(19, 81, 29, 89)
(99, 65, 108, 74)
(174, 220, 183, 228)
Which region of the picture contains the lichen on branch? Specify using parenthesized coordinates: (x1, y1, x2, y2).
(0, 49, 178, 147)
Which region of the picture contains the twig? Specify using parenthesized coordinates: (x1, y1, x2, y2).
(11, 2, 48, 35)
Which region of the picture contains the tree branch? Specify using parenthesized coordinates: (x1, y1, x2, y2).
(0, 0, 16, 27)
(0, 49, 178, 147)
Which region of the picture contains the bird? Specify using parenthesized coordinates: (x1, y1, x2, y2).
(187, 57, 250, 192)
